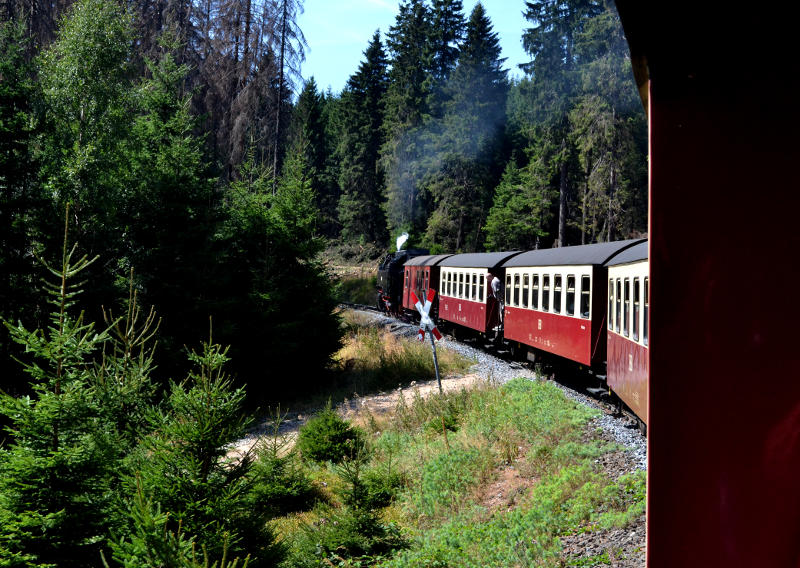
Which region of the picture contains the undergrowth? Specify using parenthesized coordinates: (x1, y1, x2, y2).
(272, 375, 646, 568)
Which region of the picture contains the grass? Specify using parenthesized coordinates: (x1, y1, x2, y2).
(335, 274, 379, 305)
(268, 312, 645, 567)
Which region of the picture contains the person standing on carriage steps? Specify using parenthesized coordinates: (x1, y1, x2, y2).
(488, 271, 504, 331)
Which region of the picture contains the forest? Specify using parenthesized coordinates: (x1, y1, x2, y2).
(0, 0, 646, 564)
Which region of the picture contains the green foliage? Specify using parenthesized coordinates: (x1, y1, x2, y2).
(124, 339, 281, 567)
(297, 406, 365, 464)
(248, 410, 319, 519)
(0, 217, 122, 566)
(412, 447, 491, 519)
(336, 32, 389, 245)
(334, 275, 379, 305)
(483, 157, 555, 250)
(380, 379, 643, 568)
(103, 478, 250, 568)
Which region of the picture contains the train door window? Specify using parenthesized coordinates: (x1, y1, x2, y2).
(581, 276, 591, 319)
(522, 274, 530, 308)
(513, 273, 520, 306)
(553, 275, 562, 314)
(608, 280, 614, 329)
(542, 275, 551, 311)
(566, 275, 575, 316)
(633, 278, 641, 342)
(405, 269, 409, 291)
(623, 278, 630, 337)
(458, 273, 464, 297)
(615, 279, 622, 333)
(423, 271, 428, 293)
(644, 277, 649, 346)
(532, 275, 540, 310)
(505, 274, 512, 304)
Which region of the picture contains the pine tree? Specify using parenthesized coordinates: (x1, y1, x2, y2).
(289, 77, 339, 237)
(337, 32, 389, 245)
(484, 156, 555, 250)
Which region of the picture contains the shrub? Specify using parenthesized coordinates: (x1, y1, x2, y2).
(297, 406, 365, 464)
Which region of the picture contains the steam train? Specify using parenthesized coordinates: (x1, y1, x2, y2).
(378, 239, 649, 427)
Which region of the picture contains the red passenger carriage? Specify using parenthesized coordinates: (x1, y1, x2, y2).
(500, 240, 644, 368)
(437, 252, 521, 334)
(605, 242, 649, 425)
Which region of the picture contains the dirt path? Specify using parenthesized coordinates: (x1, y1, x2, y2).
(229, 370, 489, 460)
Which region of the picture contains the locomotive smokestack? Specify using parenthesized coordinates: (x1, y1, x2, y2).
(396, 232, 409, 251)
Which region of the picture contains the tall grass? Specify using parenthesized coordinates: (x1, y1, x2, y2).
(333, 313, 473, 397)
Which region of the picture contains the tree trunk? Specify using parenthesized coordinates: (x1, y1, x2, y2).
(582, 149, 590, 245)
(272, 0, 287, 194)
(557, 138, 568, 247)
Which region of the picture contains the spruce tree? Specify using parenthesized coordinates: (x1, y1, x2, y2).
(0, 18, 49, 396)
(422, 3, 509, 252)
(0, 212, 120, 566)
(381, 0, 435, 241)
(122, 336, 281, 567)
(337, 32, 389, 245)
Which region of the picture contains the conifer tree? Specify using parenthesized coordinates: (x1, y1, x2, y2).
(289, 77, 339, 237)
(337, 32, 389, 245)
(484, 155, 555, 250)
(519, 0, 604, 246)
(0, 212, 120, 566)
(422, 2, 509, 252)
(123, 336, 281, 567)
(0, 18, 49, 395)
(381, 0, 435, 241)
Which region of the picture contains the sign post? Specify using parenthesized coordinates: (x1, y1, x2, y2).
(411, 288, 443, 394)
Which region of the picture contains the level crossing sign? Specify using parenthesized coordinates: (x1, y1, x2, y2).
(410, 288, 443, 392)
(411, 288, 442, 342)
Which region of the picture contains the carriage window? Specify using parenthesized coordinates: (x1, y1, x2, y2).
(513, 273, 521, 306)
(644, 277, 649, 346)
(423, 271, 428, 293)
(505, 274, 511, 304)
(458, 273, 464, 297)
(633, 278, 641, 342)
(542, 275, 551, 311)
(522, 274, 530, 308)
(405, 269, 409, 291)
(472, 273, 478, 300)
(532, 275, 540, 310)
(566, 275, 575, 316)
(615, 279, 622, 333)
(608, 280, 614, 330)
(446, 272, 452, 296)
(479, 276, 484, 302)
(581, 276, 591, 319)
(553, 275, 562, 314)
(623, 278, 630, 337)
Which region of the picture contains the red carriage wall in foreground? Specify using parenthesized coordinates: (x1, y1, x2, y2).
(616, 3, 800, 566)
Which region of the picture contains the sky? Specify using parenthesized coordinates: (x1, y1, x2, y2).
(297, 0, 531, 95)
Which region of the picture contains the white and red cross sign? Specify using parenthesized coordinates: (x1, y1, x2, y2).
(411, 288, 442, 342)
